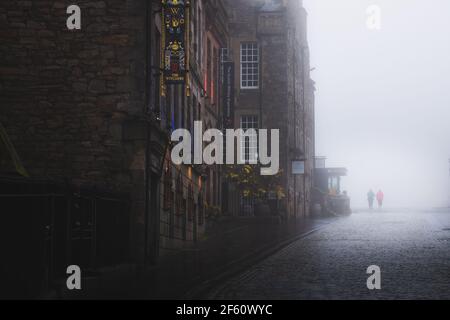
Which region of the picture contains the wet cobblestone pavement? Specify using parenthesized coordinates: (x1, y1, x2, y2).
(210, 209, 450, 299)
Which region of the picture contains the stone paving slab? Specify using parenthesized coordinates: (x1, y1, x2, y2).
(139, 216, 336, 299)
(210, 209, 450, 300)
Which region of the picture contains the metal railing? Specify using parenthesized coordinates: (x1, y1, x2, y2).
(0, 177, 130, 298)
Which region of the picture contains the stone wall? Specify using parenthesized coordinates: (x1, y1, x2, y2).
(0, 0, 148, 193)
(0, 0, 154, 264)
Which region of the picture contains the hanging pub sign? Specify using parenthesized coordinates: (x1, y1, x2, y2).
(161, 0, 190, 89)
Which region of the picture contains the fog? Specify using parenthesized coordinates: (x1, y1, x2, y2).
(303, 0, 450, 208)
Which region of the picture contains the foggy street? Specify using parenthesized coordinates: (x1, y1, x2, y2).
(2, 0, 450, 303)
(210, 209, 450, 300)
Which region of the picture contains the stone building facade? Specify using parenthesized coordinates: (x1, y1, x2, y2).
(0, 0, 314, 297)
(225, 0, 316, 219)
(1, 0, 155, 264)
(0, 0, 228, 296)
(157, 0, 228, 252)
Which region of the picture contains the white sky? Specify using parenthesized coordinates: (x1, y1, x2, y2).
(303, 0, 450, 208)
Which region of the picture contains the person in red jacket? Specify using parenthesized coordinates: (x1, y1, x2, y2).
(376, 190, 384, 209)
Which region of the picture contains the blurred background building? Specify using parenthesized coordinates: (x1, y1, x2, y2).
(222, 0, 316, 220)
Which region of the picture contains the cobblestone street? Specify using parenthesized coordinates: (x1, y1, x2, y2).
(210, 209, 450, 300)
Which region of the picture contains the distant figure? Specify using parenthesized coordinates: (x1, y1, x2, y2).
(377, 190, 384, 209)
(367, 189, 375, 209)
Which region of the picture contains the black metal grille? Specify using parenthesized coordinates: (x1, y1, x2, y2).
(0, 176, 130, 299)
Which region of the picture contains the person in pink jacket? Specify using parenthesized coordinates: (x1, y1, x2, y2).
(376, 190, 384, 209)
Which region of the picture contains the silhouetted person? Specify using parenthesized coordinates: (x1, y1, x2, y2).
(367, 189, 375, 209)
(377, 190, 384, 209)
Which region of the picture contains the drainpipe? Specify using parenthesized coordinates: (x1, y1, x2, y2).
(256, 27, 263, 217)
(301, 46, 307, 218)
(293, 36, 297, 219)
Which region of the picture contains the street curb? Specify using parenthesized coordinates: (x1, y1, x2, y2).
(182, 219, 338, 299)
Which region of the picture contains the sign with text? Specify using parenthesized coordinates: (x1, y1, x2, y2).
(161, 0, 190, 84)
(222, 61, 235, 128)
(292, 160, 305, 175)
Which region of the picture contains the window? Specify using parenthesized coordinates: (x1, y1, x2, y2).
(198, 7, 202, 66)
(220, 48, 230, 63)
(240, 115, 259, 163)
(240, 43, 259, 89)
(176, 172, 183, 215)
(212, 47, 218, 104)
(166, 86, 173, 131)
(163, 163, 172, 211)
(188, 185, 194, 222)
(191, 4, 197, 61)
(193, 96, 198, 121)
(198, 193, 204, 226)
(174, 86, 180, 130)
(220, 47, 230, 87)
(180, 87, 185, 129)
(207, 39, 212, 96)
(206, 168, 211, 205)
(213, 171, 217, 206)
(154, 31, 161, 116)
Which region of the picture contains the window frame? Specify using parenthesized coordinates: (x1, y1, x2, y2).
(240, 42, 260, 90)
(240, 115, 259, 163)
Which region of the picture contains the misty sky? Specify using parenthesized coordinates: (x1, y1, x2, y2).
(303, 0, 450, 208)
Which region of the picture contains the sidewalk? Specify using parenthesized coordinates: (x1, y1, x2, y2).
(54, 215, 337, 299)
(135, 216, 337, 299)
